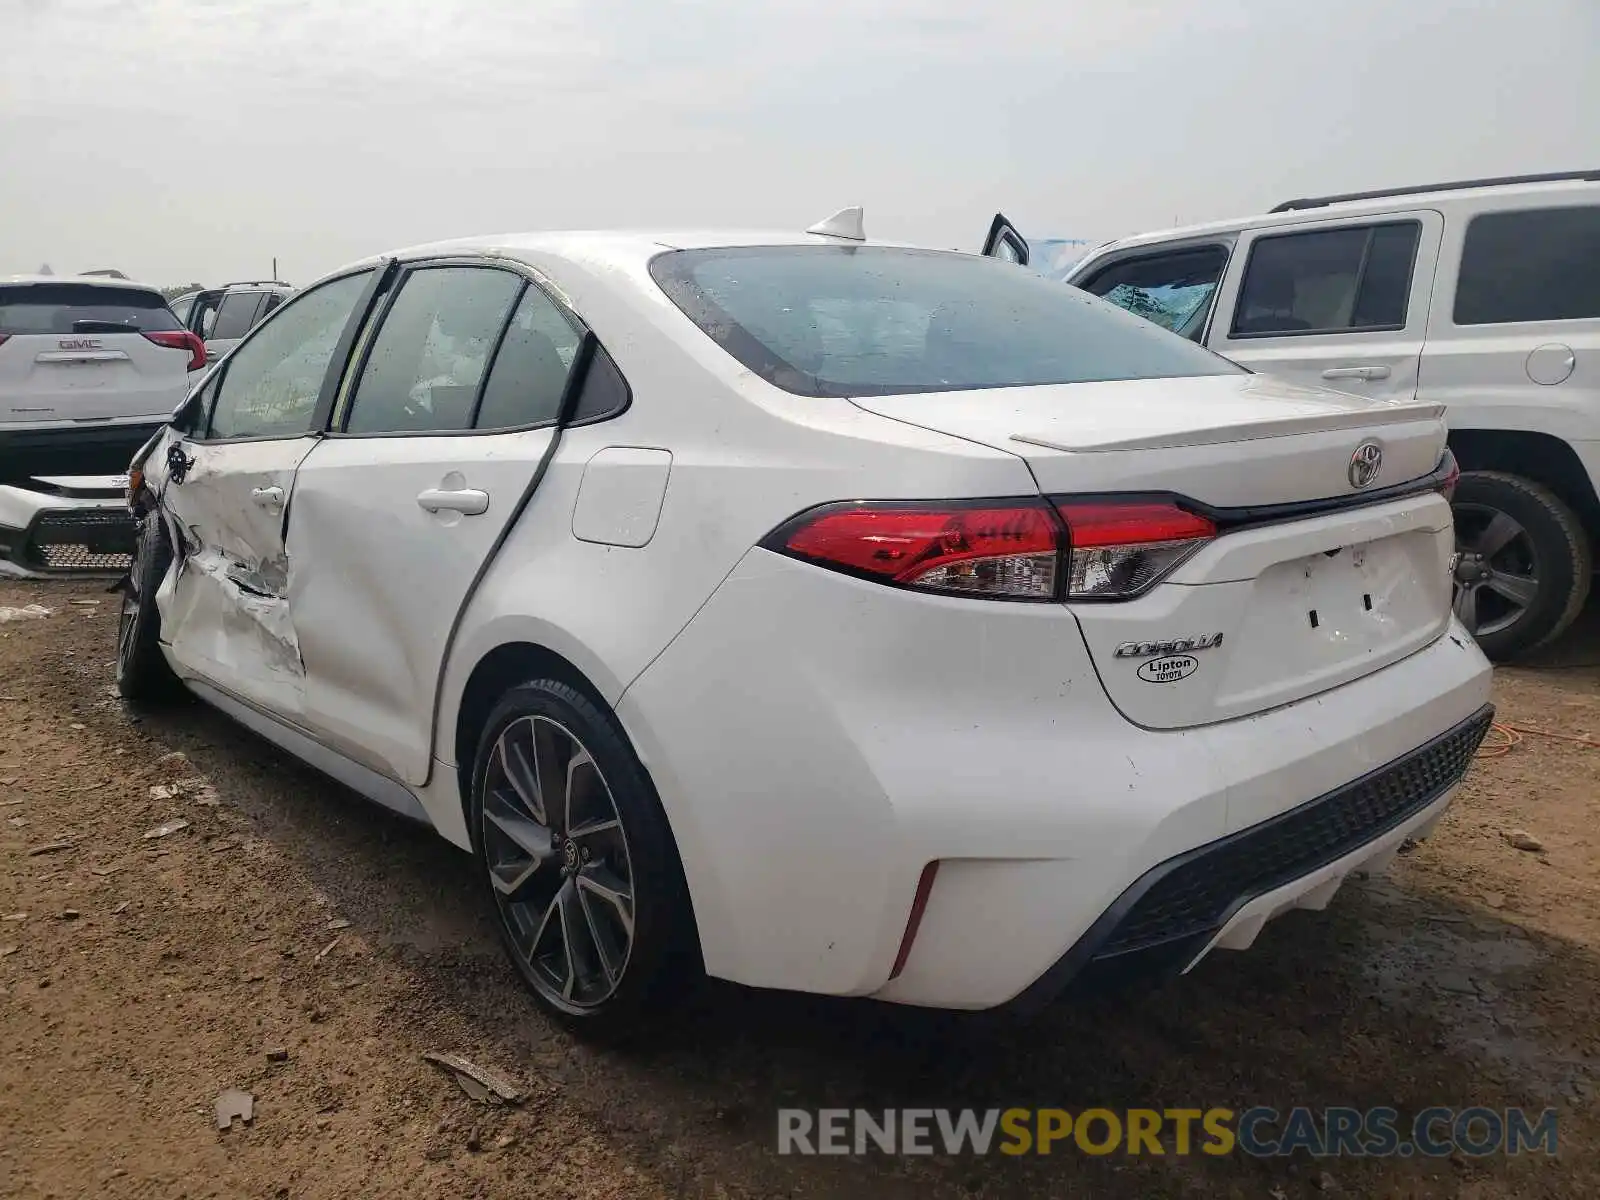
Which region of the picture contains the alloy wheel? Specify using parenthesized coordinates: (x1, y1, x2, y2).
(480, 715, 636, 1011)
(116, 571, 140, 677)
(1452, 502, 1541, 638)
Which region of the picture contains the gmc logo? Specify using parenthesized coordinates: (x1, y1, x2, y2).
(58, 338, 103, 350)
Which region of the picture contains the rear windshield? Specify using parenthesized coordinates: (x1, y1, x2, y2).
(649, 246, 1241, 398)
(0, 283, 181, 335)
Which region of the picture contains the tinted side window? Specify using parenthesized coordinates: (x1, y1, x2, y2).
(1231, 222, 1420, 337)
(474, 285, 582, 429)
(1455, 206, 1600, 325)
(210, 291, 264, 340)
(344, 267, 522, 435)
(1082, 247, 1228, 340)
(207, 271, 372, 440)
(571, 342, 631, 423)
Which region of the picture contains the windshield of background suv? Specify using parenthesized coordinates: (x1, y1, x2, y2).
(650, 245, 1242, 398)
(0, 283, 181, 335)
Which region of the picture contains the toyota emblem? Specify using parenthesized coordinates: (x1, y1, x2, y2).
(1348, 441, 1383, 489)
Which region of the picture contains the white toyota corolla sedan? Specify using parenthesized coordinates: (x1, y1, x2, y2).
(117, 214, 1494, 1032)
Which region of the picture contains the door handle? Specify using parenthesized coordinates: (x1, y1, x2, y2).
(417, 487, 489, 516)
(1321, 365, 1390, 381)
(250, 486, 284, 508)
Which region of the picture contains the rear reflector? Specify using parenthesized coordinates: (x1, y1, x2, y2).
(772, 500, 1061, 600)
(889, 862, 940, 981)
(143, 330, 207, 371)
(1055, 501, 1216, 601)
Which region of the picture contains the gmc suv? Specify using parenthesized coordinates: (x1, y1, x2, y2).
(0, 275, 204, 481)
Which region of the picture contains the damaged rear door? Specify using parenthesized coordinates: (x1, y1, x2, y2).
(157, 268, 383, 717)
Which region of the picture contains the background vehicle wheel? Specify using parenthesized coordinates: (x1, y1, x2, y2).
(115, 513, 184, 703)
(469, 679, 699, 1037)
(1451, 471, 1592, 661)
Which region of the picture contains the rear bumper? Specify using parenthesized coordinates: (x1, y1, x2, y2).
(0, 479, 134, 575)
(1009, 704, 1493, 1007)
(620, 550, 1495, 1010)
(0, 420, 164, 483)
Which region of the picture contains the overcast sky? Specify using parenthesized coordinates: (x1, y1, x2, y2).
(2, 0, 1596, 287)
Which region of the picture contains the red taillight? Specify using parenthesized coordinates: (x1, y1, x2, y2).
(773, 500, 1062, 600)
(1054, 502, 1215, 548)
(1437, 450, 1460, 502)
(1055, 500, 1215, 600)
(143, 330, 207, 371)
(768, 497, 1218, 602)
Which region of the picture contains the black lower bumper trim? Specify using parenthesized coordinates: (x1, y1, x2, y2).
(0, 422, 161, 484)
(1011, 703, 1495, 1009)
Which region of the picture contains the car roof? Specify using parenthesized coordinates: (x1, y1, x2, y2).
(1093, 175, 1600, 256)
(1, 273, 166, 294)
(308, 228, 939, 294)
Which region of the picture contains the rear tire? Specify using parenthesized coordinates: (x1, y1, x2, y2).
(468, 679, 700, 1039)
(115, 513, 184, 704)
(1451, 471, 1592, 661)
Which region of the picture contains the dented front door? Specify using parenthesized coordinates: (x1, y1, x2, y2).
(154, 268, 382, 719)
(159, 436, 320, 715)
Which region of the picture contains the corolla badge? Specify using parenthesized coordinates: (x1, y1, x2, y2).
(1113, 633, 1224, 658)
(1348, 441, 1383, 489)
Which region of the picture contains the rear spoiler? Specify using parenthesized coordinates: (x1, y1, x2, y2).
(1011, 402, 1448, 454)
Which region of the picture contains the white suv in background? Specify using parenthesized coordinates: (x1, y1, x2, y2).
(988, 169, 1600, 659)
(180, 280, 295, 363)
(0, 275, 205, 480)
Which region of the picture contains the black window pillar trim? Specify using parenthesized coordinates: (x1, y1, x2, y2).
(310, 258, 400, 435)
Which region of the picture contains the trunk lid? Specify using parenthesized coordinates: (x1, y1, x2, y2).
(852, 374, 1456, 729)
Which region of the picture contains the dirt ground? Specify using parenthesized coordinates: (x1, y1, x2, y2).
(2, 577, 1598, 1200)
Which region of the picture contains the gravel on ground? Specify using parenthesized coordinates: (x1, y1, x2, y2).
(3, 577, 1597, 1199)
